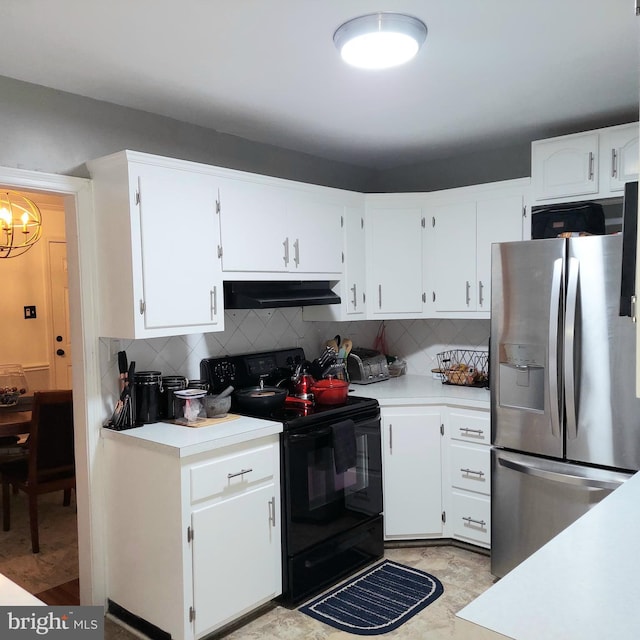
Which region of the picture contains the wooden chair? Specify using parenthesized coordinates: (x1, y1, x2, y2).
(0, 390, 75, 553)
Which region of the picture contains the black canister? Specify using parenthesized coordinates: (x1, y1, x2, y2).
(134, 371, 163, 424)
(187, 379, 209, 392)
(159, 375, 187, 420)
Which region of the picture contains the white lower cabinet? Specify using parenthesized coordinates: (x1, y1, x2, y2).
(380, 406, 443, 540)
(444, 407, 491, 548)
(103, 434, 282, 640)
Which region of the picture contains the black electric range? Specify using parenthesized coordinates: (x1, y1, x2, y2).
(200, 348, 383, 605)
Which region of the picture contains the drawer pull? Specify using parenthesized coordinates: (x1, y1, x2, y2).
(460, 467, 485, 478)
(227, 468, 253, 479)
(460, 427, 485, 436)
(462, 516, 486, 527)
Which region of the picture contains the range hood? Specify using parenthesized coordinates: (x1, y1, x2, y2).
(223, 281, 341, 309)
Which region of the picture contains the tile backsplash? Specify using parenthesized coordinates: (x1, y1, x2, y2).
(99, 309, 489, 407)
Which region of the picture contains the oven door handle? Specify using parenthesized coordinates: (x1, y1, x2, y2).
(288, 428, 333, 440)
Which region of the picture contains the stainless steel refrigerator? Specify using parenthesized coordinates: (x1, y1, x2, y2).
(490, 234, 640, 578)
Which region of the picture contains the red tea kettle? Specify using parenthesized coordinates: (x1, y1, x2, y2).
(292, 363, 316, 400)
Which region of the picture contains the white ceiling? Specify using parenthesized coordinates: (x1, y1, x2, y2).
(1, 1, 638, 170)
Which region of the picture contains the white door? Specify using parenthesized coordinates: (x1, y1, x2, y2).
(476, 194, 524, 312)
(606, 127, 639, 193)
(48, 240, 72, 389)
(345, 206, 366, 315)
(136, 164, 223, 330)
(218, 177, 288, 272)
(382, 410, 442, 538)
(368, 207, 423, 314)
(289, 195, 343, 273)
(431, 201, 476, 311)
(191, 484, 280, 636)
(532, 132, 599, 200)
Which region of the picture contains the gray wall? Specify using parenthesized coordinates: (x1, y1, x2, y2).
(0, 75, 636, 194)
(0, 76, 375, 192)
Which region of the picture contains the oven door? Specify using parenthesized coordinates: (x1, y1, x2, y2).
(283, 413, 382, 557)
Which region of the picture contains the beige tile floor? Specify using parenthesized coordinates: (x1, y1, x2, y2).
(106, 544, 494, 639)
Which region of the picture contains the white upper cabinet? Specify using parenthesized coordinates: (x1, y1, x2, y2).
(602, 125, 640, 194)
(88, 151, 224, 339)
(303, 200, 368, 322)
(217, 173, 343, 277)
(427, 181, 528, 316)
(532, 123, 639, 203)
(366, 200, 425, 317)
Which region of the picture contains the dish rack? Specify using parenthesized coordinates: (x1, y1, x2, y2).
(436, 350, 489, 388)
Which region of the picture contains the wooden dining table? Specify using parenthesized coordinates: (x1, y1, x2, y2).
(0, 396, 33, 438)
(0, 411, 32, 438)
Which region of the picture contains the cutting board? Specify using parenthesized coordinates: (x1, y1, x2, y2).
(170, 413, 241, 428)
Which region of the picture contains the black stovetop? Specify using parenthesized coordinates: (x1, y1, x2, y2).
(200, 347, 379, 429)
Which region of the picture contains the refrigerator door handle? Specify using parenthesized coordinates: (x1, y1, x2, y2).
(498, 455, 626, 491)
(564, 256, 579, 440)
(548, 258, 563, 438)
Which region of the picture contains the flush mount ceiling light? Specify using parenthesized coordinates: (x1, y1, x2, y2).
(333, 12, 427, 70)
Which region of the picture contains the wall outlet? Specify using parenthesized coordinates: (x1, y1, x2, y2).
(24, 305, 36, 319)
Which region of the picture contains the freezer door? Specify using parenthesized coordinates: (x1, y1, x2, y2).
(491, 239, 565, 457)
(491, 448, 630, 578)
(566, 235, 640, 470)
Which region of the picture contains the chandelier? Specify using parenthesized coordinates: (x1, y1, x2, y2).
(0, 191, 43, 258)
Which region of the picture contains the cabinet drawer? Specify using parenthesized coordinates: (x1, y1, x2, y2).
(449, 409, 490, 445)
(451, 490, 490, 547)
(190, 444, 275, 503)
(451, 443, 490, 495)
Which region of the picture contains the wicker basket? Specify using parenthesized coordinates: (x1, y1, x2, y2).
(436, 350, 489, 387)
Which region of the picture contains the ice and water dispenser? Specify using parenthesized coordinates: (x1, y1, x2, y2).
(498, 343, 545, 412)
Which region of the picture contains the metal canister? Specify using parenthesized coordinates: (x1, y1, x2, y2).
(134, 371, 163, 424)
(159, 375, 187, 420)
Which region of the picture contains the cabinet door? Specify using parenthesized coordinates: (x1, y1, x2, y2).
(431, 201, 476, 311)
(382, 410, 442, 538)
(218, 177, 289, 272)
(344, 206, 366, 315)
(191, 483, 280, 636)
(368, 207, 423, 314)
(136, 163, 223, 330)
(532, 132, 599, 200)
(604, 126, 639, 193)
(289, 194, 343, 273)
(476, 194, 523, 312)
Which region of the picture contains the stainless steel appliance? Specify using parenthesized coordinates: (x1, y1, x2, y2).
(490, 234, 639, 577)
(347, 348, 390, 384)
(200, 348, 383, 604)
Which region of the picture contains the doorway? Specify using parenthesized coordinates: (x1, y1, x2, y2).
(0, 191, 78, 599)
(0, 167, 103, 607)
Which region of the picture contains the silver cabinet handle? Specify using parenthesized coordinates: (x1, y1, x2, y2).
(462, 516, 486, 527)
(478, 280, 484, 307)
(389, 424, 393, 453)
(588, 151, 594, 180)
(227, 468, 253, 479)
(283, 237, 289, 266)
(210, 286, 217, 319)
(460, 467, 485, 477)
(378, 284, 382, 309)
(611, 148, 618, 178)
(460, 427, 485, 436)
(465, 281, 471, 306)
(268, 497, 276, 527)
(351, 283, 357, 310)
(293, 238, 300, 267)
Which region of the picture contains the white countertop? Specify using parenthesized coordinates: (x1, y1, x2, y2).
(101, 414, 282, 457)
(456, 469, 640, 640)
(350, 374, 490, 409)
(0, 574, 45, 605)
